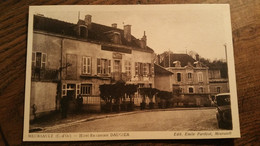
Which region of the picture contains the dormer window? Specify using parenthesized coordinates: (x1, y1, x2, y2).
(113, 32, 121, 44)
(112, 32, 121, 44)
(173, 61, 181, 67)
(194, 61, 202, 67)
(79, 26, 87, 38)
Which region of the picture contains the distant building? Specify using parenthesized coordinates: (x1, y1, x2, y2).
(31, 14, 155, 118)
(158, 52, 210, 94)
(156, 52, 214, 106)
(209, 69, 229, 94)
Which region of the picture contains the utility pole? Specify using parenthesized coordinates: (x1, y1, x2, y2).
(168, 49, 171, 67)
(224, 44, 228, 78)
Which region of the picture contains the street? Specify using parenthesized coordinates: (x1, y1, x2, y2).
(43, 108, 219, 132)
(44, 108, 218, 133)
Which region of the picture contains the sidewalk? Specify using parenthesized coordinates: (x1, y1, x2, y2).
(30, 107, 215, 132)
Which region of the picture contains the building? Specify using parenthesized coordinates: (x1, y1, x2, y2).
(157, 52, 211, 106)
(158, 52, 210, 94)
(30, 14, 155, 118)
(154, 64, 174, 92)
(209, 69, 229, 94)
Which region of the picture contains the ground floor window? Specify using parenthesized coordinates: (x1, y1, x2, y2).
(188, 87, 194, 93)
(81, 84, 92, 95)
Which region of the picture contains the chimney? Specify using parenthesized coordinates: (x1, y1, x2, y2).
(112, 23, 117, 28)
(140, 31, 147, 48)
(84, 15, 92, 26)
(124, 25, 131, 42)
(195, 54, 199, 61)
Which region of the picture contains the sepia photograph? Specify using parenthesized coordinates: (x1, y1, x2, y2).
(23, 5, 240, 141)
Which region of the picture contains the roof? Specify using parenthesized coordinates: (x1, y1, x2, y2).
(154, 64, 174, 76)
(158, 53, 196, 67)
(33, 15, 154, 53)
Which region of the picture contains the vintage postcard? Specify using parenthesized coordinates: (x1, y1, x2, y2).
(23, 5, 240, 141)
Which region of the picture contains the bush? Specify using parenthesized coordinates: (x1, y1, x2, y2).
(120, 102, 127, 111)
(101, 103, 112, 113)
(127, 102, 135, 111)
(140, 102, 146, 110)
(149, 102, 155, 109)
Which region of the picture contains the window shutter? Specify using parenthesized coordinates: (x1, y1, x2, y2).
(41, 53, 47, 69)
(135, 62, 138, 76)
(82, 57, 86, 74)
(108, 60, 111, 74)
(76, 84, 80, 95)
(32, 52, 36, 67)
(87, 57, 91, 74)
(62, 83, 67, 96)
(97, 58, 101, 74)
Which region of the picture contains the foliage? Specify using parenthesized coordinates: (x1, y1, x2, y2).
(139, 88, 159, 102)
(199, 57, 228, 78)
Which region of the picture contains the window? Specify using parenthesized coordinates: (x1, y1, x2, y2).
(143, 63, 147, 75)
(177, 73, 182, 82)
(114, 60, 121, 73)
(198, 72, 203, 82)
(113, 33, 121, 44)
(81, 84, 92, 95)
(217, 87, 221, 93)
(83, 57, 91, 74)
(125, 61, 131, 76)
(199, 87, 204, 93)
(135, 62, 151, 76)
(97, 58, 111, 75)
(32, 52, 47, 69)
(188, 87, 194, 93)
(188, 73, 192, 79)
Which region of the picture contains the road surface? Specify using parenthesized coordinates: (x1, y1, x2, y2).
(43, 108, 219, 132)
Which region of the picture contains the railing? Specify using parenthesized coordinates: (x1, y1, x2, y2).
(82, 95, 100, 104)
(31, 67, 59, 81)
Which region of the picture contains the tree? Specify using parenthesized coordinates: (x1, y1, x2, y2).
(157, 91, 173, 108)
(139, 88, 159, 109)
(125, 84, 138, 110)
(99, 84, 113, 112)
(111, 81, 126, 112)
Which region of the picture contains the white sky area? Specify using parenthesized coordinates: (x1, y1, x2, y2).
(33, 5, 232, 61)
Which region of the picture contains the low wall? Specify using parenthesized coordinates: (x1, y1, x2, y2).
(174, 94, 212, 107)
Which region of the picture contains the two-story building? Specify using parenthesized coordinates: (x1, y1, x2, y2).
(31, 14, 155, 117)
(157, 52, 211, 106)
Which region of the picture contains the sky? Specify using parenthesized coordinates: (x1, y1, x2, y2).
(33, 5, 232, 61)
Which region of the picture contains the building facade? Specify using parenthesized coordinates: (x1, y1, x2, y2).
(31, 14, 155, 117)
(158, 52, 210, 94)
(209, 69, 229, 94)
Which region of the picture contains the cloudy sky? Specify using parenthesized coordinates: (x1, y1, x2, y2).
(32, 5, 232, 61)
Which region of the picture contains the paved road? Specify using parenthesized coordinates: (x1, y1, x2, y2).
(44, 108, 218, 132)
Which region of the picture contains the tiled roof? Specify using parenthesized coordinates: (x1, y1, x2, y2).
(154, 64, 173, 75)
(33, 15, 154, 53)
(158, 53, 197, 67)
